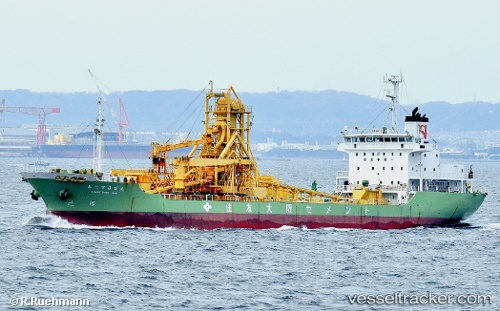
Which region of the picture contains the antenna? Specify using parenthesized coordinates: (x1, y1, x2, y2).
(93, 98, 104, 178)
(384, 74, 403, 133)
(88, 70, 130, 143)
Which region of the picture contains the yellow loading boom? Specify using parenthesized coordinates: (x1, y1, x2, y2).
(110, 84, 352, 203)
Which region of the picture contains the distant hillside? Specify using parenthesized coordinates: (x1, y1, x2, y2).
(1, 89, 499, 147)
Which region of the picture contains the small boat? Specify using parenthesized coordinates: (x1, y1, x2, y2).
(28, 160, 50, 166)
(21, 78, 486, 229)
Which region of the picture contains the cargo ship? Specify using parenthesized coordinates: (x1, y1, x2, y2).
(21, 78, 486, 229)
(0, 138, 33, 157)
(34, 130, 153, 159)
(36, 131, 189, 159)
(36, 142, 151, 159)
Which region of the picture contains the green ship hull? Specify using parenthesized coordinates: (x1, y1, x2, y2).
(20, 83, 488, 230)
(23, 174, 486, 230)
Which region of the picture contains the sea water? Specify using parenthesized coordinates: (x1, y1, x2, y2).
(1, 157, 498, 310)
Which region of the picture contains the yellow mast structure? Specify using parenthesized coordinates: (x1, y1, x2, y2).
(111, 83, 341, 203)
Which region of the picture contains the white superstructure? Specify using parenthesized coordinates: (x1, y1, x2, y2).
(336, 75, 474, 204)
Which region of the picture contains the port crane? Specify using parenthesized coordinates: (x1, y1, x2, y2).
(0, 99, 60, 145)
(88, 70, 130, 143)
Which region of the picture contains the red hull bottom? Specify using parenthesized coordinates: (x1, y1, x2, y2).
(50, 211, 460, 230)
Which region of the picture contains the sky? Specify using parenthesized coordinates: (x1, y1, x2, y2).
(1, 0, 499, 104)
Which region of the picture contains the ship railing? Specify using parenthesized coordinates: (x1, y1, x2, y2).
(379, 185, 408, 192)
(21, 163, 58, 173)
(335, 184, 352, 192)
(161, 193, 257, 202)
(408, 163, 467, 180)
(340, 128, 407, 136)
(296, 194, 331, 203)
(336, 183, 408, 192)
(163, 193, 186, 200)
(336, 171, 348, 178)
(408, 172, 467, 180)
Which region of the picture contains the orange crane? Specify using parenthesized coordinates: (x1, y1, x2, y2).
(88, 70, 130, 143)
(0, 99, 60, 145)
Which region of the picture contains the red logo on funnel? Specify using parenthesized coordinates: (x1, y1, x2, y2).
(419, 124, 428, 139)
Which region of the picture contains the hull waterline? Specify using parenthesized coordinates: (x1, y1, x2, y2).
(25, 176, 486, 230)
(50, 210, 471, 230)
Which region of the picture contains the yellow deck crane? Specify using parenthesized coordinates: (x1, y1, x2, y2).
(110, 83, 339, 202)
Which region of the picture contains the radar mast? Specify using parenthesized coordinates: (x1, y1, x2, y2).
(385, 74, 403, 133)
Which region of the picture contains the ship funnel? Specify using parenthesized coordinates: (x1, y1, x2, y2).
(404, 107, 429, 142)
